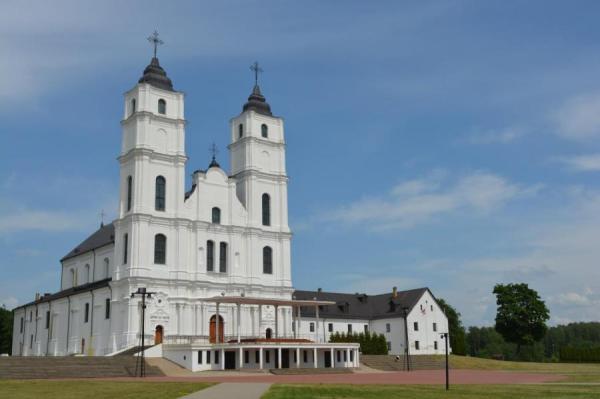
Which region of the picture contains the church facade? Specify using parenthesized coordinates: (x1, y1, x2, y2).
(11, 52, 449, 370)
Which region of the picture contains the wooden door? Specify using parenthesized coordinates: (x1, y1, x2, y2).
(154, 325, 163, 344)
(209, 315, 224, 343)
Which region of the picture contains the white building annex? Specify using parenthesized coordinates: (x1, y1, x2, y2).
(11, 44, 449, 371)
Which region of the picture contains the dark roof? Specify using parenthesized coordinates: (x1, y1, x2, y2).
(61, 223, 115, 262)
(14, 278, 112, 310)
(242, 84, 272, 116)
(293, 287, 431, 320)
(138, 57, 174, 91)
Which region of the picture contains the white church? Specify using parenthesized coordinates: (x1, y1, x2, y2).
(12, 40, 450, 371)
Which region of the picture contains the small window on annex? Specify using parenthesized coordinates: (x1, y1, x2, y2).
(261, 124, 268, 138)
(211, 207, 221, 224)
(158, 99, 166, 115)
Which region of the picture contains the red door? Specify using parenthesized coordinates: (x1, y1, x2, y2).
(154, 325, 163, 344)
(209, 315, 224, 343)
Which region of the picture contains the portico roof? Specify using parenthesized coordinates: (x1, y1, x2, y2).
(205, 296, 335, 307)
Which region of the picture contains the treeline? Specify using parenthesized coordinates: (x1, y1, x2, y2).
(464, 322, 600, 362)
(0, 306, 13, 355)
(329, 331, 388, 355)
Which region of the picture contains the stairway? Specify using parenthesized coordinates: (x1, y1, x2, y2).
(0, 356, 164, 379)
(361, 355, 445, 371)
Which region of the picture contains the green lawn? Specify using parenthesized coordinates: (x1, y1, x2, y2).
(262, 384, 600, 399)
(448, 355, 600, 382)
(0, 380, 213, 399)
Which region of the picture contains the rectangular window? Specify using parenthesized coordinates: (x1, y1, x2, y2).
(433, 322, 437, 332)
(386, 323, 391, 333)
(255, 350, 259, 363)
(244, 350, 249, 364)
(303, 350, 308, 363)
(328, 323, 333, 332)
(293, 350, 297, 363)
(84, 303, 90, 323)
(337, 350, 341, 363)
(123, 233, 128, 264)
(387, 341, 392, 351)
(198, 350, 203, 364)
(415, 341, 420, 350)
(364, 324, 369, 333)
(347, 324, 352, 333)
(105, 298, 111, 319)
(434, 341, 438, 350)
(30, 334, 33, 348)
(127, 176, 132, 211)
(309, 322, 315, 332)
(266, 350, 270, 363)
(413, 321, 419, 331)
(350, 350, 354, 362)
(206, 351, 211, 363)
(219, 242, 227, 273)
(214, 350, 219, 364)
(19, 317, 23, 333)
(206, 241, 214, 272)
(343, 350, 347, 362)
(30, 311, 32, 322)
(431, 305, 434, 312)
(45, 311, 50, 329)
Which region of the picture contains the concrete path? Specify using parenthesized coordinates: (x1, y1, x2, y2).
(180, 382, 272, 399)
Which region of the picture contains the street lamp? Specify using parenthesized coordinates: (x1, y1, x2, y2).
(402, 306, 410, 372)
(131, 287, 156, 377)
(440, 332, 449, 390)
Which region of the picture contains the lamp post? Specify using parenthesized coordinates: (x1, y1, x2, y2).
(440, 332, 449, 390)
(402, 306, 410, 371)
(131, 287, 156, 377)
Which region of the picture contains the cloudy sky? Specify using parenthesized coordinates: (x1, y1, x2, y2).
(1, 0, 600, 327)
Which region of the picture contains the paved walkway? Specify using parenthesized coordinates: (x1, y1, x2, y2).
(180, 383, 272, 399)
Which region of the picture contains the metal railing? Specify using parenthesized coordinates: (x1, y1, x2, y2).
(163, 333, 329, 345)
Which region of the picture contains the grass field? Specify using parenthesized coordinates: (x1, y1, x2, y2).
(0, 380, 213, 399)
(448, 355, 600, 382)
(262, 384, 600, 399)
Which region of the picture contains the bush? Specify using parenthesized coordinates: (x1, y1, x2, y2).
(560, 346, 600, 363)
(328, 330, 388, 355)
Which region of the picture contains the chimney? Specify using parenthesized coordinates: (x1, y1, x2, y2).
(392, 286, 398, 298)
(35, 293, 40, 301)
(317, 288, 322, 293)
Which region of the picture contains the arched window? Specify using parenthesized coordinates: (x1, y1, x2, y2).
(126, 176, 133, 211)
(206, 240, 214, 272)
(130, 98, 136, 116)
(158, 99, 166, 115)
(103, 258, 110, 279)
(211, 207, 221, 224)
(123, 233, 128, 264)
(262, 193, 271, 226)
(219, 242, 227, 273)
(238, 123, 244, 138)
(261, 124, 268, 138)
(263, 246, 273, 274)
(154, 234, 166, 264)
(155, 176, 166, 211)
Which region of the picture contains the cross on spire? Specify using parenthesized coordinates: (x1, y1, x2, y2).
(99, 209, 106, 227)
(209, 142, 219, 161)
(250, 61, 263, 86)
(147, 30, 164, 58)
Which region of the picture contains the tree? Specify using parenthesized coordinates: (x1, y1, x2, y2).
(493, 283, 550, 354)
(0, 305, 13, 355)
(437, 298, 467, 355)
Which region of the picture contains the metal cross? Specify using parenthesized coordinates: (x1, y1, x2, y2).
(250, 61, 263, 85)
(209, 142, 219, 160)
(147, 30, 164, 58)
(99, 209, 105, 227)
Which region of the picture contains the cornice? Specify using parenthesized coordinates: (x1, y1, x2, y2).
(228, 136, 285, 150)
(118, 148, 188, 164)
(121, 111, 186, 127)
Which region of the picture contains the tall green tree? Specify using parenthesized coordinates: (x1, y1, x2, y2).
(437, 298, 466, 355)
(0, 305, 13, 355)
(493, 283, 550, 354)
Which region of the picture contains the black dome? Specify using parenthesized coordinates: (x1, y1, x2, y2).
(138, 57, 174, 91)
(242, 85, 272, 116)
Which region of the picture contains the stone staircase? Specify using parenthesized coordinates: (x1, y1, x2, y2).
(361, 355, 445, 371)
(0, 356, 164, 379)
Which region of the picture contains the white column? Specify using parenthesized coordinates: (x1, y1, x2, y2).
(346, 348, 350, 368)
(331, 348, 335, 368)
(313, 347, 318, 368)
(259, 347, 264, 369)
(220, 348, 225, 370)
(293, 306, 297, 339)
(277, 347, 282, 369)
(296, 347, 300, 368)
(274, 305, 279, 338)
(215, 303, 220, 343)
(239, 347, 243, 369)
(237, 303, 241, 343)
(315, 305, 320, 343)
(259, 305, 262, 337)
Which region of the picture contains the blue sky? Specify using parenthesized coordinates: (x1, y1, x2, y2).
(2, 0, 600, 326)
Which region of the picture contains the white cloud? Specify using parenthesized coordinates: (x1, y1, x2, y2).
(468, 127, 525, 144)
(552, 292, 592, 306)
(553, 93, 600, 140)
(558, 154, 600, 172)
(0, 297, 19, 309)
(0, 209, 91, 234)
(324, 171, 540, 231)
